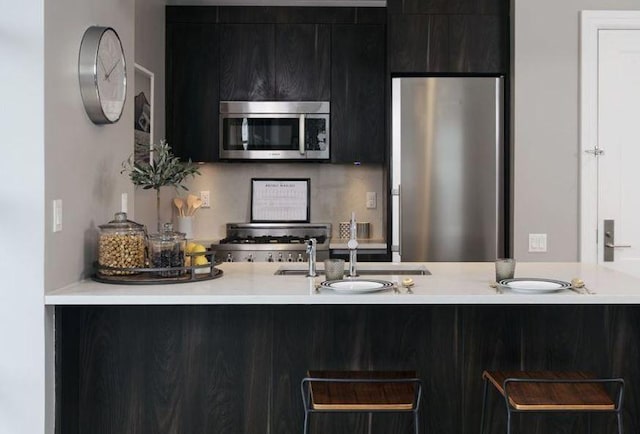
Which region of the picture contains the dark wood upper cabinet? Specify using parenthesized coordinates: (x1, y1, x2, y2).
(449, 15, 506, 73)
(388, 14, 449, 73)
(275, 24, 330, 101)
(387, 0, 505, 14)
(331, 24, 385, 164)
(166, 22, 219, 162)
(387, 12, 507, 74)
(219, 23, 330, 101)
(219, 24, 276, 101)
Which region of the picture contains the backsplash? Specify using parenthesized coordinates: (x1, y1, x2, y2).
(136, 163, 386, 241)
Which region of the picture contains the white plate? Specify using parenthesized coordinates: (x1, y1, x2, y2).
(320, 279, 394, 294)
(498, 278, 571, 294)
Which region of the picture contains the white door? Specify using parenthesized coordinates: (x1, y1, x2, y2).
(597, 30, 640, 275)
(581, 13, 640, 277)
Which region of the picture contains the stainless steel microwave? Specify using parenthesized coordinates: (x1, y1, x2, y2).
(219, 101, 330, 160)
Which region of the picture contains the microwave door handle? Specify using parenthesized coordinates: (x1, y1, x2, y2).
(241, 118, 249, 150)
(299, 114, 305, 155)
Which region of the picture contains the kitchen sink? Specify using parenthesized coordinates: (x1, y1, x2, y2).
(274, 264, 430, 276)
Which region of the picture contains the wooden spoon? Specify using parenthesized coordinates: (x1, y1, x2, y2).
(186, 194, 198, 216)
(173, 197, 185, 217)
(189, 198, 203, 216)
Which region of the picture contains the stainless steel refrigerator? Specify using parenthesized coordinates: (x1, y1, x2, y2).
(391, 76, 505, 262)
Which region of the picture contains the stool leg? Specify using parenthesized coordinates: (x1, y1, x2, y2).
(303, 411, 309, 434)
(587, 413, 591, 434)
(480, 377, 489, 434)
(506, 409, 511, 434)
(414, 409, 419, 434)
(617, 411, 624, 434)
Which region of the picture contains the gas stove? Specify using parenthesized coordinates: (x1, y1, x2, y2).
(211, 223, 331, 263)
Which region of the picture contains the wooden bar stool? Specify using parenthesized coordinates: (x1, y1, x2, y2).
(301, 370, 423, 434)
(480, 370, 624, 434)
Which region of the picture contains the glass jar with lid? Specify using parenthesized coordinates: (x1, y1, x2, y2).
(97, 212, 147, 275)
(148, 223, 186, 277)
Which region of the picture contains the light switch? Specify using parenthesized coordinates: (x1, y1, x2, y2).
(200, 190, 210, 208)
(53, 199, 62, 232)
(121, 193, 128, 213)
(528, 233, 547, 253)
(366, 192, 377, 209)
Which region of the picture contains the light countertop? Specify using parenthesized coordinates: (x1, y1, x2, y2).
(45, 262, 640, 305)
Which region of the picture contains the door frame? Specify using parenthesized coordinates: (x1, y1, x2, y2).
(580, 11, 640, 262)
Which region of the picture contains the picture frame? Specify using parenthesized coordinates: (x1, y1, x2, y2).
(251, 178, 311, 223)
(134, 63, 154, 163)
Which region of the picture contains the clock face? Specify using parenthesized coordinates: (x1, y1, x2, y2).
(96, 29, 126, 123)
(79, 26, 127, 124)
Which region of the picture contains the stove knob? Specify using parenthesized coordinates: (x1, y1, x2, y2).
(277, 253, 284, 262)
(287, 253, 294, 262)
(246, 254, 254, 262)
(296, 253, 304, 262)
(267, 253, 274, 262)
(226, 253, 233, 263)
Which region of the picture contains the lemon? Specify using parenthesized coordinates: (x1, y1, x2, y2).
(192, 244, 206, 253)
(186, 242, 197, 253)
(194, 255, 209, 266)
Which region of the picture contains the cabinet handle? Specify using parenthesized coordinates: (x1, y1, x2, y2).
(299, 114, 305, 155)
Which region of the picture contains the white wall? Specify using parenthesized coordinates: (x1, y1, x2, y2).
(0, 2, 47, 434)
(44, 0, 136, 290)
(512, 0, 640, 260)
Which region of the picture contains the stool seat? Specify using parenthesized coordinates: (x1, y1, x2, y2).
(483, 370, 615, 411)
(307, 370, 417, 411)
(301, 370, 423, 434)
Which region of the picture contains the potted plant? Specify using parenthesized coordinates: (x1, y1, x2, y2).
(122, 140, 200, 232)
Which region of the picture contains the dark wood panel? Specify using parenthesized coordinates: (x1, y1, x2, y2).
(331, 24, 386, 164)
(387, 14, 449, 73)
(219, 24, 276, 101)
(449, 14, 507, 73)
(275, 24, 330, 101)
(167, 5, 386, 24)
(167, 6, 219, 24)
(58, 305, 638, 434)
(218, 6, 356, 24)
(166, 22, 219, 162)
(387, 0, 506, 14)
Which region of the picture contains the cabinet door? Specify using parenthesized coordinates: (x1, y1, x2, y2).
(331, 24, 385, 164)
(275, 24, 330, 101)
(388, 14, 449, 73)
(449, 15, 506, 73)
(166, 23, 219, 162)
(219, 24, 275, 101)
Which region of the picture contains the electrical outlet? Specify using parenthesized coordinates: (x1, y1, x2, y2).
(200, 190, 210, 208)
(366, 192, 377, 209)
(528, 233, 547, 253)
(53, 199, 62, 232)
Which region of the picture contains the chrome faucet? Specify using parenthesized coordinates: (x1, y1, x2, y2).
(306, 238, 317, 277)
(347, 213, 359, 277)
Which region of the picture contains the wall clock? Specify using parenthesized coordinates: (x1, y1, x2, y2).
(78, 26, 127, 124)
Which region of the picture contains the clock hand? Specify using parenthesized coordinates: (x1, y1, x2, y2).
(98, 56, 109, 79)
(105, 58, 122, 81)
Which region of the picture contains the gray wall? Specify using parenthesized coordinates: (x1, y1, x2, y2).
(44, 0, 136, 290)
(0, 3, 48, 433)
(512, 0, 640, 261)
(182, 163, 385, 241)
(134, 0, 168, 230)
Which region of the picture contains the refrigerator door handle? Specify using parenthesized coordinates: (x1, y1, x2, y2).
(398, 184, 402, 258)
